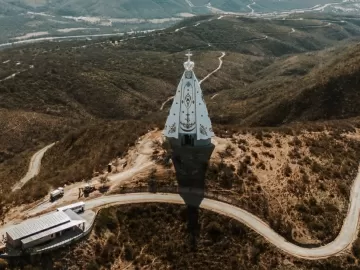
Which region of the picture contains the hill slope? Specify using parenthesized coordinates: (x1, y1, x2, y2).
(210, 43, 360, 126)
(118, 14, 360, 55)
(2, 14, 360, 269)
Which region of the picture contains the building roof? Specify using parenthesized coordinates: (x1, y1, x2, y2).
(21, 219, 84, 245)
(57, 201, 85, 212)
(163, 52, 214, 140)
(7, 211, 70, 241)
(63, 209, 84, 221)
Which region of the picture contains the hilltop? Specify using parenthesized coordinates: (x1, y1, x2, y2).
(2, 13, 360, 269)
(1, 14, 360, 195)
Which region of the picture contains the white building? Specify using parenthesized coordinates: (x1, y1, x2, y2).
(6, 209, 85, 250)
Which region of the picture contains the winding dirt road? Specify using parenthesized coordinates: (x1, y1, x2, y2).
(12, 163, 360, 260)
(199, 52, 226, 84)
(83, 166, 360, 259)
(2, 15, 358, 258)
(160, 96, 174, 111)
(12, 143, 55, 191)
(3, 134, 360, 259)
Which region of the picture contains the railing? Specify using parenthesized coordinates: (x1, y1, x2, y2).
(29, 211, 100, 255)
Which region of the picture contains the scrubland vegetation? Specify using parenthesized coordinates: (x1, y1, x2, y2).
(8, 204, 360, 269)
(209, 120, 360, 244)
(1, 13, 360, 269)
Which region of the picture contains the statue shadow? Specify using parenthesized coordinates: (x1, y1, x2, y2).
(170, 143, 214, 250)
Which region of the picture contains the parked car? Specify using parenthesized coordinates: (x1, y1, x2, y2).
(50, 187, 64, 202)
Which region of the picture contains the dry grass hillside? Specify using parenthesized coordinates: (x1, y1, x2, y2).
(0, 109, 79, 201)
(0, 44, 270, 208)
(120, 14, 360, 55)
(210, 121, 360, 244)
(2, 13, 360, 269)
(9, 204, 360, 270)
(112, 118, 360, 246)
(4, 120, 154, 206)
(210, 43, 360, 126)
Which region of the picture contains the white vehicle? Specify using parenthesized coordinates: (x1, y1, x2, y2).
(57, 202, 85, 213)
(50, 187, 64, 202)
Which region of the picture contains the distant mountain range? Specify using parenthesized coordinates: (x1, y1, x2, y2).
(1, 0, 360, 17)
(1, 0, 360, 44)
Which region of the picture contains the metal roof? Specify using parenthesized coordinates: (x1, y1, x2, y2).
(57, 202, 85, 212)
(21, 219, 85, 245)
(6, 211, 71, 241)
(63, 209, 85, 221)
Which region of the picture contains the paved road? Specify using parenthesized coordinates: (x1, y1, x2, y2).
(83, 166, 360, 260)
(12, 143, 55, 191)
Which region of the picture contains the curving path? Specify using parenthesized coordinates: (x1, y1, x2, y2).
(199, 52, 226, 85)
(247, 2, 256, 14)
(160, 96, 174, 111)
(83, 166, 360, 260)
(12, 143, 55, 191)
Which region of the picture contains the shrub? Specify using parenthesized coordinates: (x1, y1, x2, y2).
(238, 139, 248, 145)
(255, 132, 263, 141)
(352, 239, 360, 259)
(256, 161, 266, 170)
(290, 137, 302, 146)
(0, 259, 7, 270)
(125, 243, 135, 260)
(263, 141, 272, 148)
(238, 144, 247, 152)
(244, 156, 251, 165)
(225, 144, 235, 157)
(338, 182, 349, 197)
(263, 133, 272, 139)
(206, 221, 224, 242)
(311, 161, 322, 174)
(95, 209, 118, 234)
(302, 173, 310, 183)
(86, 261, 100, 270)
(284, 164, 292, 177)
(262, 151, 275, 158)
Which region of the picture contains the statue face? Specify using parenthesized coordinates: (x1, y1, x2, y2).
(185, 71, 193, 79)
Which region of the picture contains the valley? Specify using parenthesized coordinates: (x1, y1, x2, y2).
(1, 10, 360, 269)
(1, 0, 360, 45)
